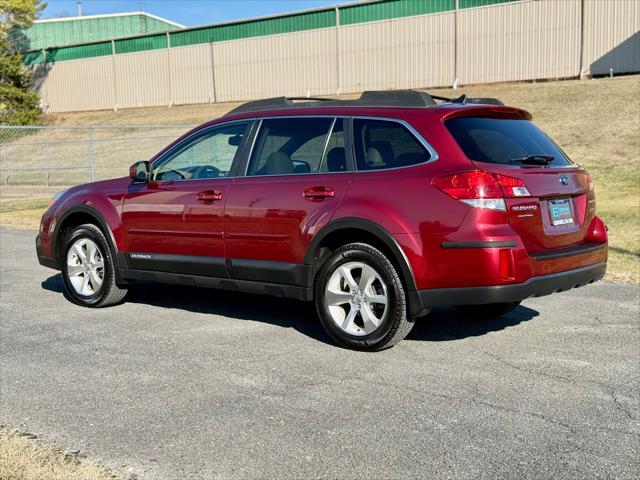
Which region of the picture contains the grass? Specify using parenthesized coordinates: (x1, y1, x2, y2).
(0, 75, 638, 282)
(0, 187, 57, 230)
(0, 426, 124, 480)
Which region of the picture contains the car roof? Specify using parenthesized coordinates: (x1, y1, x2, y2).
(215, 90, 530, 123)
(217, 104, 531, 125)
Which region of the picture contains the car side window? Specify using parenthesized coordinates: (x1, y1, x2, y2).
(247, 117, 345, 176)
(152, 122, 248, 182)
(353, 119, 430, 171)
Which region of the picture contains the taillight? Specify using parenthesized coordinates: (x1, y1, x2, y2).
(495, 174, 531, 197)
(432, 171, 502, 198)
(433, 171, 531, 211)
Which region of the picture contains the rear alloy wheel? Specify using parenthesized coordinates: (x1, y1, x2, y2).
(455, 301, 521, 319)
(325, 261, 389, 336)
(315, 243, 414, 351)
(61, 224, 127, 307)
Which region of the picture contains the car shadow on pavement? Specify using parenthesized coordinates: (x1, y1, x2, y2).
(41, 273, 331, 344)
(42, 274, 539, 345)
(408, 305, 539, 342)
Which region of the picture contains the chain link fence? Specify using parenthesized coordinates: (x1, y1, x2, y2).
(0, 125, 194, 186)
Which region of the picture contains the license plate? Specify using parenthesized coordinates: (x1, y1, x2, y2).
(548, 198, 574, 226)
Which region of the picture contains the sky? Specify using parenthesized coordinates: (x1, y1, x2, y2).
(40, 1, 346, 27)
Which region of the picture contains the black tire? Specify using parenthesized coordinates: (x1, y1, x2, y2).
(61, 223, 127, 307)
(314, 243, 414, 351)
(455, 301, 521, 319)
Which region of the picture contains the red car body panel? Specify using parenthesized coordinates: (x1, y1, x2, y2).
(37, 101, 608, 310)
(122, 178, 230, 258)
(39, 177, 129, 257)
(224, 173, 353, 264)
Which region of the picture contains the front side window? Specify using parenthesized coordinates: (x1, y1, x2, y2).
(247, 117, 346, 176)
(152, 122, 248, 182)
(353, 119, 430, 171)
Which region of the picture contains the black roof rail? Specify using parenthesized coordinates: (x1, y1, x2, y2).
(224, 90, 502, 116)
(430, 93, 504, 105)
(224, 90, 437, 116)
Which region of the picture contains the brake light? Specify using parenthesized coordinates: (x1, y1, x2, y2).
(432, 171, 502, 199)
(433, 171, 532, 211)
(432, 171, 505, 211)
(495, 174, 531, 197)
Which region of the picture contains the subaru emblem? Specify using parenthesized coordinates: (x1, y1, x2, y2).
(559, 175, 570, 186)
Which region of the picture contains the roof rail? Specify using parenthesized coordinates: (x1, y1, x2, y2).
(224, 90, 502, 116)
(431, 94, 504, 105)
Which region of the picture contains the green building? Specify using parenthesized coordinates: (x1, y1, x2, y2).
(22, 1, 518, 65)
(23, 11, 183, 51)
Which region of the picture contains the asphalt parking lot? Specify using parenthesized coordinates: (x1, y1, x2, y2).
(0, 227, 638, 479)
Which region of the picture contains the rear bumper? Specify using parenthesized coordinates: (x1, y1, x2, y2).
(418, 261, 606, 307)
(36, 234, 58, 270)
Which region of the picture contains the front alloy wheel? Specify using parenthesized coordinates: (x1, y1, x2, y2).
(61, 224, 127, 307)
(66, 237, 105, 296)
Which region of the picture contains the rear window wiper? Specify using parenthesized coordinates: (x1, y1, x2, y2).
(509, 154, 555, 165)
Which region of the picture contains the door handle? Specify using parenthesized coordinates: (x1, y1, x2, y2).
(303, 186, 335, 201)
(197, 190, 223, 203)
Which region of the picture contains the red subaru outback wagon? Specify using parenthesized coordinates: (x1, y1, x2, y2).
(36, 91, 608, 350)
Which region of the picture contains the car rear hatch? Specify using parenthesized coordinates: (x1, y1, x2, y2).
(445, 113, 597, 254)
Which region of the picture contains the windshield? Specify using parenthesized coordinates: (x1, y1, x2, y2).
(445, 117, 572, 166)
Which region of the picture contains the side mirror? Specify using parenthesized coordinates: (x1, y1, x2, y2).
(130, 161, 149, 183)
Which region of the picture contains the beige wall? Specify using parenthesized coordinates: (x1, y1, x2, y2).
(169, 44, 215, 105)
(212, 28, 337, 102)
(458, 0, 582, 84)
(114, 49, 171, 109)
(585, 0, 640, 76)
(338, 11, 455, 94)
(36, 55, 116, 112)
(35, 0, 640, 113)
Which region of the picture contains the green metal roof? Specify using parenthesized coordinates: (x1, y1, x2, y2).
(23, 0, 518, 65)
(340, 0, 455, 25)
(23, 12, 182, 51)
(170, 9, 336, 48)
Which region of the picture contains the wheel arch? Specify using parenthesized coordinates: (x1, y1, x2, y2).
(52, 205, 120, 267)
(305, 217, 418, 292)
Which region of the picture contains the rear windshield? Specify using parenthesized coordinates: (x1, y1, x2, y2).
(445, 117, 572, 166)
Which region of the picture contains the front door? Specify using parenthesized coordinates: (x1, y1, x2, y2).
(224, 117, 353, 285)
(122, 121, 250, 276)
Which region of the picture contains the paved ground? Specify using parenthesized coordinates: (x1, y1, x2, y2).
(0, 228, 638, 480)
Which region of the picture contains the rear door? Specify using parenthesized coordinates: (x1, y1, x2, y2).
(445, 116, 595, 253)
(224, 116, 353, 285)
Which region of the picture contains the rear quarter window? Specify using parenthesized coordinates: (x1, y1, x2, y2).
(353, 119, 431, 171)
(445, 117, 572, 166)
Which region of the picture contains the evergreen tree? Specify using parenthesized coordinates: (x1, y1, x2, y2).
(0, 0, 46, 125)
